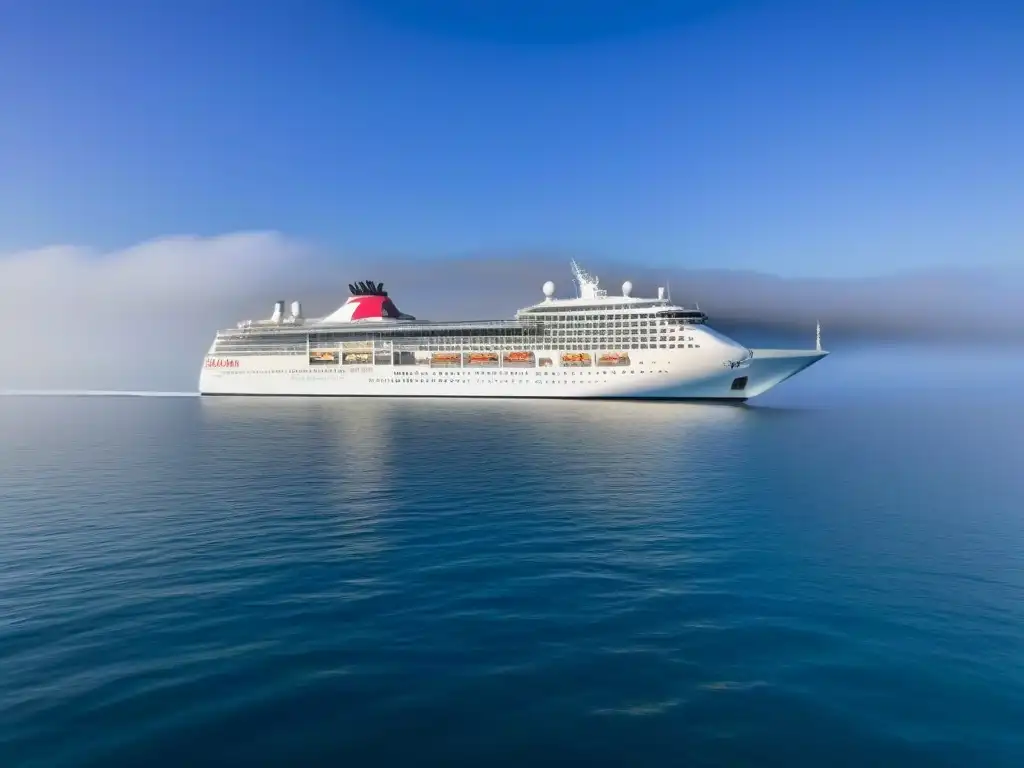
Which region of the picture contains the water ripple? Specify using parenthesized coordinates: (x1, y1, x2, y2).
(1, 394, 1023, 766)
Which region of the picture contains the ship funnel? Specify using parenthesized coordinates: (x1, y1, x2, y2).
(290, 300, 302, 320)
(657, 287, 665, 300)
(271, 300, 284, 323)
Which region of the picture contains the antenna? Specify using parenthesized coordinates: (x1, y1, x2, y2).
(570, 259, 590, 297)
(815, 320, 822, 352)
(569, 259, 606, 300)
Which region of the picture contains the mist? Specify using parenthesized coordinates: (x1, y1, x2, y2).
(1, 232, 1020, 392)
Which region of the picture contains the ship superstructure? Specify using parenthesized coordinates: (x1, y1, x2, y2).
(199, 262, 827, 400)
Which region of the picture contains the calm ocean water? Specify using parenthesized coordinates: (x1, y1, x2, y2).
(2, 343, 1023, 767)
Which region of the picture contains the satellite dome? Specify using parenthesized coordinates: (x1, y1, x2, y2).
(622, 281, 633, 297)
(542, 281, 555, 298)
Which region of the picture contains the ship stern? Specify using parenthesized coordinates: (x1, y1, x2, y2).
(198, 336, 220, 395)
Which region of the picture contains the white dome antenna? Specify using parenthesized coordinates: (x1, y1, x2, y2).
(542, 281, 555, 300)
(622, 281, 633, 298)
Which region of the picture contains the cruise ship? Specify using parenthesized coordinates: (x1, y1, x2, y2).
(199, 261, 827, 401)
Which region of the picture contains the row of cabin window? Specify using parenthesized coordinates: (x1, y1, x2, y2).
(533, 319, 680, 326)
(221, 368, 675, 378)
(228, 325, 687, 345)
(218, 343, 702, 356)
(525, 312, 681, 320)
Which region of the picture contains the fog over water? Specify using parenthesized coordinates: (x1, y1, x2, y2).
(1, 232, 1020, 392)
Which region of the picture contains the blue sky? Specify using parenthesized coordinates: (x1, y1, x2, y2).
(1, 0, 1021, 277)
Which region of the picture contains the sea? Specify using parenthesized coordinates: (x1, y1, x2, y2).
(1, 341, 1023, 767)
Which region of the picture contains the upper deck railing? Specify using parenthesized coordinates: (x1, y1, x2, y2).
(219, 318, 539, 338)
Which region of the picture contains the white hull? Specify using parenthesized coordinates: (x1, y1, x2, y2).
(199, 348, 827, 401)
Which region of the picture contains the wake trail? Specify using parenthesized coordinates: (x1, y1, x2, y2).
(0, 390, 198, 398)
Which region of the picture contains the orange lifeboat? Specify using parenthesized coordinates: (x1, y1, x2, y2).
(561, 352, 591, 365)
(598, 352, 629, 366)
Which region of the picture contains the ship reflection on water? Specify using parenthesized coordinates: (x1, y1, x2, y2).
(197, 395, 815, 597)
(198, 396, 777, 536)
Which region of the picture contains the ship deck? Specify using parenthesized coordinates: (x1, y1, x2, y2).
(221, 318, 538, 337)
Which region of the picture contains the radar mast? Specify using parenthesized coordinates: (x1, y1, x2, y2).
(569, 259, 607, 300)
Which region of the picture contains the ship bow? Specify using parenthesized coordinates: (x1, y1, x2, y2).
(741, 348, 828, 398)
